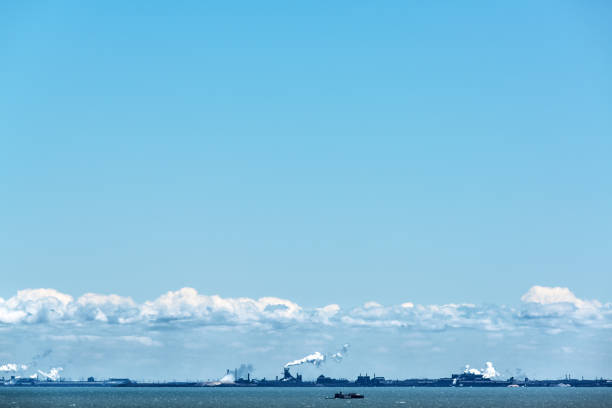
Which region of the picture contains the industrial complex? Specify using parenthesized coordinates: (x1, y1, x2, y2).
(2, 367, 610, 388)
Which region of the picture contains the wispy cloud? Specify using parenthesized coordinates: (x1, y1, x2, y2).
(119, 336, 161, 347)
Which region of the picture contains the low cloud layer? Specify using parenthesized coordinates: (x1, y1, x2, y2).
(0, 286, 610, 332)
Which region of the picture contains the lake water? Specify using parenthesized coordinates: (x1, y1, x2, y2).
(1, 387, 611, 408)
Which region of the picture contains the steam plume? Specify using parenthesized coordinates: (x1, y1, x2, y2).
(284, 343, 350, 368)
(284, 352, 325, 368)
(464, 365, 481, 375)
(482, 361, 499, 378)
(219, 372, 234, 384)
(37, 367, 63, 381)
(464, 362, 500, 379)
(20, 349, 53, 373)
(330, 344, 350, 362)
(0, 364, 17, 372)
(219, 363, 254, 383)
(0, 363, 30, 373)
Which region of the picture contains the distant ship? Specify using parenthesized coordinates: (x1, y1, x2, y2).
(333, 392, 364, 399)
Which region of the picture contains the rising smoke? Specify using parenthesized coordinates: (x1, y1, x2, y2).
(284, 344, 350, 368)
(219, 372, 234, 384)
(236, 363, 254, 378)
(284, 352, 326, 368)
(482, 362, 499, 378)
(464, 365, 481, 375)
(330, 344, 350, 363)
(0, 364, 18, 372)
(37, 367, 63, 381)
(513, 368, 528, 379)
(30, 349, 53, 364)
(219, 363, 255, 383)
(0, 349, 57, 379)
(0, 363, 29, 373)
(464, 362, 500, 379)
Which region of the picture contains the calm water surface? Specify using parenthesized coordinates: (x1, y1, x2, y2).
(1, 387, 611, 408)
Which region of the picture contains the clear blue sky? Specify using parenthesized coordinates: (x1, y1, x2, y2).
(2, 0, 611, 308)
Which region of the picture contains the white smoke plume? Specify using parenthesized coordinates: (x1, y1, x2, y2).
(22, 349, 52, 375)
(464, 362, 500, 379)
(482, 361, 499, 378)
(285, 343, 350, 368)
(0, 363, 31, 374)
(218, 363, 254, 383)
(37, 367, 63, 381)
(0, 363, 17, 372)
(284, 352, 325, 368)
(219, 372, 234, 384)
(464, 364, 481, 375)
(330, 344, 350, 362)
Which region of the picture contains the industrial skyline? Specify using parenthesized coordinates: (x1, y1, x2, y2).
(2, 364, 611, 388)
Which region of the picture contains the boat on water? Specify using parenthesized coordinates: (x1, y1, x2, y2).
(333, 392, 364, 399)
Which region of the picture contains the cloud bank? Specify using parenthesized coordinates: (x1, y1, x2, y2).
(0, 286, 610, 332)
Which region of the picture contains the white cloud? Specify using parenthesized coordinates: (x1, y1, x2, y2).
(76, 293, 140, 324)
(344, 302, 512, 331)
(0, 289, 73, 324)
(315, 304, 341, 325)
(0, 286, 609, 333)
(521, 286, 589, 308)
(517, 286, 611, 330)
(0, 308, 27, 324)
(139, 288, 304, 326)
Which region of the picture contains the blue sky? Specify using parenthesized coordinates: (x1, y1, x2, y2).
(1, 1, 611, 380)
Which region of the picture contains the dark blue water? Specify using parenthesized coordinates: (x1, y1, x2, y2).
(1, 387, 611, 408)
